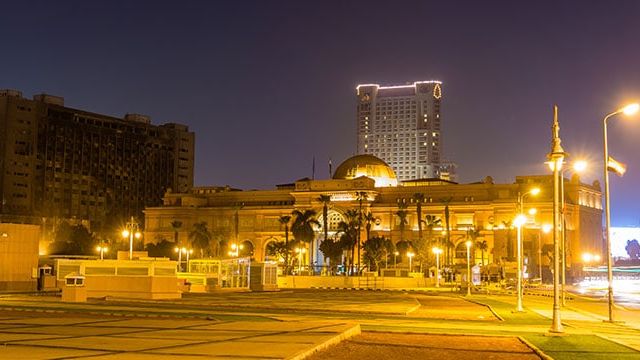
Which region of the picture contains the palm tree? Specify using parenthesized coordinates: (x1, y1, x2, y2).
(412, 193, 426, 243)
(336, 209, 359, 274)
(171, 220, 183, 245)
(395, 202, 409, 244)
(476, 240, 488, 266)
(363, 211, 376, 245)
(318, 194, 331, 245)
(420, 214, 441, 270)
(291, 209, 320, 273)
(441, 197, 452, 265)
(278, 215, 292, 273)
(465, 227, 481, 265)
(189, 222, 212, 258)
(502, 220, 513, 261)
(355, 191, 368, 273)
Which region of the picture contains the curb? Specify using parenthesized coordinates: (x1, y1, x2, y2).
(288, 323, 361, 360)
(518, 336, 554, 360)
(308, 286, 439, 292)
(462, 298, 505, 322)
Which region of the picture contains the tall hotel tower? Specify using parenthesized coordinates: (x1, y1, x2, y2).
(356, 81, 445, 182)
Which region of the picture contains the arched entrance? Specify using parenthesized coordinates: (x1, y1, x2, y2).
(239, 240, 254, 257)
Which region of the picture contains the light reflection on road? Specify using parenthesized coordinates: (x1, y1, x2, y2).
(577, 278, 640, 309)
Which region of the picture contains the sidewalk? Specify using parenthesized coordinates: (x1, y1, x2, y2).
(0, 312, 360, 360)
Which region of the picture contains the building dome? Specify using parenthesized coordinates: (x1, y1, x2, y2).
(332, 154, 398, 187)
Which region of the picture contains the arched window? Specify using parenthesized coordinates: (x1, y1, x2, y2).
(318, 211, 346, 232)
(455, 242, 469, 259)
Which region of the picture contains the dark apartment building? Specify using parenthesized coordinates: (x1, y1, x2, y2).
(0, 89, 194, 229)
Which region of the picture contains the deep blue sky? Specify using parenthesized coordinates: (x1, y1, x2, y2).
(2, 1, 640, 226)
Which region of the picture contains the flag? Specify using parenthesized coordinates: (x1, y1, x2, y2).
(607, 156, 627, 177)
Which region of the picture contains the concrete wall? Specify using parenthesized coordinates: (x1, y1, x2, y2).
(0, 223, 39, 291)
(278, 275, 437, 289)
(56, 259, 181, 299)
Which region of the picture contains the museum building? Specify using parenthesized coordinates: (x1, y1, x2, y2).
(144, 155, 603, 277)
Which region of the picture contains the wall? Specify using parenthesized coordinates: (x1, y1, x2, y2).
(0, 223, 40, 291)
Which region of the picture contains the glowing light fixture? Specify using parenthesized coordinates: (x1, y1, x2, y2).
(622, 103, 640, 116)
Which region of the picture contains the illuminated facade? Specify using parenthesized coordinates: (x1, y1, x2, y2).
(144, 155, 602, 278)
(0, 90, 194, 228)
(356, 81, 449, 181)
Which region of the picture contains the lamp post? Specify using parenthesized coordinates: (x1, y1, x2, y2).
(432, 247, 443, 288)
(121, 216, 142, 260)
(602, 103, 638, 322)
(466, 240, 472, 296)
(174, 246, 183, 271)
(547, 105, 565, 334)
(514, 188, 540, 313)
(96, 245, 108, 260)
(555, 160, 588, 306)
(514, 214, 528, 312)
(174, 247, 192, 272)
(394, 251, 399, 269)
(407, 251, 415, 272)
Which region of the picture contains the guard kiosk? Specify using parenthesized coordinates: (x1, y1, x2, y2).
(61, 273, 87, 302)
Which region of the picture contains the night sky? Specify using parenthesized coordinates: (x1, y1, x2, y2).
(2, 1, 640, 226)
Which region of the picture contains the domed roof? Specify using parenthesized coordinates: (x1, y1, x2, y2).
(333, 154, 398, 187)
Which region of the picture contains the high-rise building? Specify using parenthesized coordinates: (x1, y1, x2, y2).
(0, 90, 194, 229)
(356, 81, 448, 182)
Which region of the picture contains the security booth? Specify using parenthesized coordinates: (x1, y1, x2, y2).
(180, 257, 251, 292)
(62, 273, 86, 302)
(249, 262, 278, 292)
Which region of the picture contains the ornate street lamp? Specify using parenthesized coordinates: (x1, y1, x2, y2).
(121, 216, 142, 260)
(432, 247, 443, 288)
(602, 102, 638, 322)
(547, 105, 565, 334)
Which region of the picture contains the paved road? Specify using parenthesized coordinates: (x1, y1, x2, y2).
(1, 289, 639, 359)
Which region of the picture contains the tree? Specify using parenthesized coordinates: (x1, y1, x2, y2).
(278, 215, 292, 273)
(319, 236, 344, 271)
(395, 202, 409, 243)
(476, 240, 489, 266)
(502, 220, 514, 261)
(209, 229, 227, 257)
(291, 209, 320, 272)
(171, 220, 183, 245)
(412, 193, 426, 244)
(48, 223, 96, 255)
(355, 191, 368, 273)
(363, 211, 376, 244)
(466, 227, 482, 265)
(266, 241, 289, 262)
(145, 240, 175, 258)
(336, 209, 359, 274)
(363, 236, 394, 272)
(626, 239, 640, 260)
(318, 194, 331, 257)
(189, 222, 212, 258)
(441, 197, 452, 265)
(420, 215, 442, 268)
(395, 239, 413, 265)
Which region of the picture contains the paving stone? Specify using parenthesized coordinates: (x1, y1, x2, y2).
(17, 335, 202, 352)
(0, 345, 108, 359)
